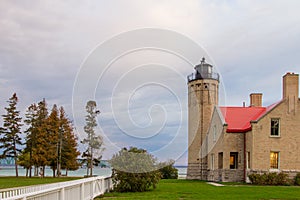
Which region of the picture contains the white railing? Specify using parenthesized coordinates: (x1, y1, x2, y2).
(0, 176, 113, 200)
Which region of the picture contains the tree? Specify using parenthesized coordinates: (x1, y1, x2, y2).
(110, 147, 161, 192)
(82, 100, 103, 177)
(58, 106, 80, 176)
(24, 101, 80, 178)
(33, 99, 49, 177)
(158, 160, 178, 179)
(18, 150, 31, 177)
(0, 93, 23, 177)
(24, 103, 38, 177)
(47, 105, 60, 177)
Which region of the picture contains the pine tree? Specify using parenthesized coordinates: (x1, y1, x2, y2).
(18, 150, 31, 177)
(0, 93, 23, 177)
(82, 100, 103, 177)
(47, 105, 60, 177)
(58, 106, 80, 176)
(24, 103, 38, 177)
(34, 99, 49, 177)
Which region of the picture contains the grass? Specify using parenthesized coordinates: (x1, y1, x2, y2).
(0, 176, 80, 190)
(99, 179, 300, 200)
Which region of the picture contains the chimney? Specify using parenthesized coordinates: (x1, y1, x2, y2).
(283, 72, 299, 113)
(250, 93, 263, 107)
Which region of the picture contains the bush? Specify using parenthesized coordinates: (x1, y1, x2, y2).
(248, 172, 289, 185)
(248, 173, 263, 185)
(275, 172, 289, 185)
(110, 147, 161, 192)
(158, 160, 178, 179)
(294, 173, 300, 186)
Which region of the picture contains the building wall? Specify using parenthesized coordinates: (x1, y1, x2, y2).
(193, 73, 300, 182)
(205, 109, 246, 182)
(251, 99, 300, 171)
(187, 79, 219, 179)
(205, 99, 300, 182)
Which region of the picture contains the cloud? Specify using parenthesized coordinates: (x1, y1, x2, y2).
(0, 0, 300, 165)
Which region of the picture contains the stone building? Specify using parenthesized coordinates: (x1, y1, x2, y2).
(187, 59, 300, 182)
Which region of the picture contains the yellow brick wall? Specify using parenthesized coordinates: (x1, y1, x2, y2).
(251, 99, 300, 171)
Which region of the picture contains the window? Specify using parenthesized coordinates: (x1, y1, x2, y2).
(247, 152, 250, 169)
(213, 125, 217, 142)
(270, 152, 279, 169)
(218, 152, 223, 169)
(271, 118, 280, 136)
(230, 152, 238, 169)
(211, 154, 215, 170)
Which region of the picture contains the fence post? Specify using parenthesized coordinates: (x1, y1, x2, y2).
(80, 183, 84, 200)
(60, 188, 65, 200)
(91, 178, 95, 200)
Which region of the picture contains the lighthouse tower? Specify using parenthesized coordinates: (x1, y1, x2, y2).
(187, 58, 219, 179)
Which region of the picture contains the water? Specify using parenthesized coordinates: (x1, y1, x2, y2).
(0, 166, 187, 178)
(176, 166, 187, 179)
(0, 166, 112, 177)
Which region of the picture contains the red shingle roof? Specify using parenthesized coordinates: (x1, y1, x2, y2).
(219, 106, 267, 133)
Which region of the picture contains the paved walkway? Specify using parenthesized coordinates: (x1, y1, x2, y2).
(207, 182, 225, 187)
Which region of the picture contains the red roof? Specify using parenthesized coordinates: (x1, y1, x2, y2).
(219, 106, 267, 133)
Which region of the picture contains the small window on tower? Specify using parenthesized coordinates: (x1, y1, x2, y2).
(211, 154, 215, 170)
(270, 118, 280, 136)
(213, 125, 217, 142)
(218, 152, 223, 169)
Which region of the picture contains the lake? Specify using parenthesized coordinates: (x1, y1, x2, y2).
(0, 166, 187, 178)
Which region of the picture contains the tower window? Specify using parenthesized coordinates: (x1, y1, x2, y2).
(211, 154, 215, 170)
(270, 118, 280, 136)
(213, 125, 217, 142)
(218, 152, 223, 169)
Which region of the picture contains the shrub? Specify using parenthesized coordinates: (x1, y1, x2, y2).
(248, 172, 289, 185)
(266, 172, 277, 185)
(110, 147, 161, 192)
(275, 172, 289, 185)
(294, 173, 300, 186)
(248, 173, 262, 185)
(158, 160, 178, 179)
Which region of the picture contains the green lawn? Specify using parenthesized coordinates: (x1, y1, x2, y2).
(99, 179, 300, 200)
(0, 176, 80, 189)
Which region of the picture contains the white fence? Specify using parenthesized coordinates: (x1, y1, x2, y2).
(0, 176, 113, 200)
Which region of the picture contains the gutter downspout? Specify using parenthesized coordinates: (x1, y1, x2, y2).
(243, 132, 247, 182)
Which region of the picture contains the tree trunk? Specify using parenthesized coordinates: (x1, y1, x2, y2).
(86, 164, 89, 177)
(29, 165, 32, 178)
(90, 148, 93, 177)
(14, 154, 18, 178)
(29, 147, 32, 178)
(34, 166, 38, 176)
(43, 166, 45, 178)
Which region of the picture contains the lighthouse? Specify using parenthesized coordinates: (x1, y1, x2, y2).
(186, 57, 219, 179)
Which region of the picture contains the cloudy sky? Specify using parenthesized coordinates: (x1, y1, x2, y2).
(1, 0, 300, 165)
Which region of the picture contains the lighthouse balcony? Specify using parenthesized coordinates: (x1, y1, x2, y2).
(187, 72, 219, 82)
